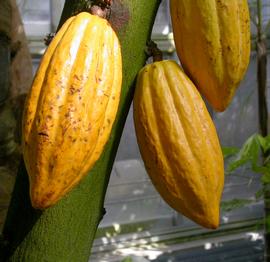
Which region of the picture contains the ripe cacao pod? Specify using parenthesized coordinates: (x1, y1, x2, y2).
(133, 60, 224, 229)
(170, 0, 250, 112)
(22, 12, 122, 209)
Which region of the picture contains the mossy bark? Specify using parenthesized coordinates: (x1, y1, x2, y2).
(2, 0, 161, 261)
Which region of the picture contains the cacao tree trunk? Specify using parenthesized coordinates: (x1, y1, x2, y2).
(1, 1, 161, 261)
(256, 0, 269, 261)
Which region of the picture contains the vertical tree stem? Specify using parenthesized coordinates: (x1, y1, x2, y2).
(2, 1, 161, 261)
(257, 0, 268, 137)
(256, 0, 269, 261)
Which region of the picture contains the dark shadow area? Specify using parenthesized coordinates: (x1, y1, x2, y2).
(0, 159, 42, 261)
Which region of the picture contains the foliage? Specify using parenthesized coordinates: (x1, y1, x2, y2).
(224, 134, 270, 179)
(222, 134, 270, 210)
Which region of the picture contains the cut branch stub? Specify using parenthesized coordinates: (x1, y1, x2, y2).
(90, 0, 113, 19)
(93, 0, 113, 8)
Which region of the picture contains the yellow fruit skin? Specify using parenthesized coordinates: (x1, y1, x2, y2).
(133, 60, 224, 229)
(22, 12, 122, 209)
(170, 0, 250, 112)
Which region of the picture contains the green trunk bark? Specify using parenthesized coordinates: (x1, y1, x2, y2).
(1, 1, 161, 261)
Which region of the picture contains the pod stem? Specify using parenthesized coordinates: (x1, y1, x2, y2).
(146, 40, 163, 62)
(90, 0, 113, 19)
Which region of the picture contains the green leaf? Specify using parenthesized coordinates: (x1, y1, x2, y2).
(221, 198, 254, 212)
(258, 134, 270, 154)
(264, 155, 270, 164)
(222, 146, 239, 159)
(254, 156, 270, 185)
(227, 134, 261, 173)
(261, 171, 270, 185)
(255, 188, 265, 200)
(121, 257, 133, 262)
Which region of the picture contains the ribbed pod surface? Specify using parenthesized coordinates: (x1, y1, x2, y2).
(170, 0, 250, 111)
(133, 60, 224, 229)
(22, 12, 122, 209)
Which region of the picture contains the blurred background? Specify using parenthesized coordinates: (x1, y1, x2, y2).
(1, 0, 270, 261)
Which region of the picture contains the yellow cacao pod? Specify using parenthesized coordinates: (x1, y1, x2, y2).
(170, 0, 250, 112)
(22, 12, 122, 209)
(133, 60, 224, 229)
